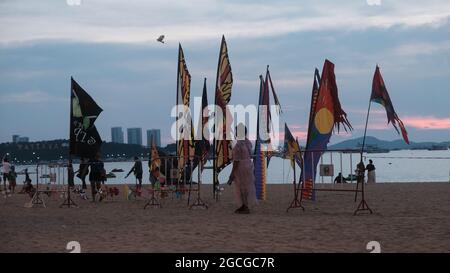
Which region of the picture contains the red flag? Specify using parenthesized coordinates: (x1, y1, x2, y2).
(371, 66, 409, 144)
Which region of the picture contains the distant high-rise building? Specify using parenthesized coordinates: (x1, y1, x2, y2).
(147, 129, 161, 147)
(17, 137, 29, 143)
(12, 135, 20, 143)
(127, 128, 142, 145)
(111, 127, 124, 144)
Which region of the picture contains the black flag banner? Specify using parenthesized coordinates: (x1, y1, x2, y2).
(70, 77, 103, 158)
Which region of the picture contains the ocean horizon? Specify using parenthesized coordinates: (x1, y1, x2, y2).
(16, 149, 450, 185)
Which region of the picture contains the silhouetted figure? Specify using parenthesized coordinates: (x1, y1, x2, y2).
(366, 159, 376, 184)
(89, 153, 106, 202)
(76, 158, 89, 190)
(334, 172, 347, 184)
(126, 156, 143, 188)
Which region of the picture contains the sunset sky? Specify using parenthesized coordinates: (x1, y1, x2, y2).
(1, 0, 449, 145)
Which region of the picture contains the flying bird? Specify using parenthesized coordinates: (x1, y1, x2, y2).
(157, 35, 165, 44)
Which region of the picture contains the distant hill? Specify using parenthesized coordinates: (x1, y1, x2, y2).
(330, 136, 450, 150)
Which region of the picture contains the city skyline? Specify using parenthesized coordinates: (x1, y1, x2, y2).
(127, 128, 143, 146)
(111, 127, 124, 144)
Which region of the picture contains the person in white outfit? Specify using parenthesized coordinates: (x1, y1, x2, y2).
(366, 159, 376, 184)
(228, 123, 256, 214)
(2, 156, 12, 193)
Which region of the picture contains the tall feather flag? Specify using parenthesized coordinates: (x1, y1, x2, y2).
(284, 123, 302, 170)
(176, 44, 195, 180)
(300, 60, 352, 200)
(150, 139, 161, 173)
(264, 66, 282, 166)
(254, 75, 268, 200)
(193, 78, 211, 172)
(213, 35, 233, 197)
(371, 65, 409, 144)
(254, 66, 282, 200)
(70, 77, 103, 159)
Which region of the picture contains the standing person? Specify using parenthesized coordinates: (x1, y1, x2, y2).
(76, 158, 88, 190)
(24, 168, 31, 184)
(356, 161, 366, 184)
(21, 168, 34, 197)
(88, 152, 105, 202)
(2, 156, 11, 193)
(366, 159, 376, 184)
(126, 156, 143, 188)
(8, 165, 17, 193)
(228, 123, 256, 214)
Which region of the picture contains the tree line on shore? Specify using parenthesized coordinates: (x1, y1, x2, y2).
(0, 139, 178, 164)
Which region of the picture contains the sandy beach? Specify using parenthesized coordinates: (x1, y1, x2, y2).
(1, 182, 449, 253)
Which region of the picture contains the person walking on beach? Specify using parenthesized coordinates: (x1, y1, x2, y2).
(21, 168, 35, 197)
(88, 152, 106, 202)
(2, 156, 11, 194)
(126, 156, 143, 188)
(228, 123, 256, 214)
(8, 165, 17, 193)
(76, 157, 89, 191)
(366, 159, 376, 184)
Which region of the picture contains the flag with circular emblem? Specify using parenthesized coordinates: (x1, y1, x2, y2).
(300, 60, 352, 200)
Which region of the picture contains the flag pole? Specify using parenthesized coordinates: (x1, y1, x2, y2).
(213, 36, 224, 201)
(354, 88, 373, 215)
(61, 77, 77, 208)
(360, 100, 372, 163)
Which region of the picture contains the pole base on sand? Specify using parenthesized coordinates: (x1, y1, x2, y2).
(286, 196, 304, 212)
(144, 194, 161, 209)
(60, 193, 78, 208)
(31, 192, 46, 208)
(354, 199, 372, 215)
(31, 191, 46, 208)
(189, 197, 208, 210)
(60, 186, 77, 208)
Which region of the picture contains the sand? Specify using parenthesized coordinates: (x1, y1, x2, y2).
(1, 182, 449, 253)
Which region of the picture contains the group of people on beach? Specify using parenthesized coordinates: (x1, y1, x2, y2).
(334, 160, 376, 184)
(67, 152, 107, 202)
(1, 156, 17, 196)
(1, 155, 36, 197)
(68, 152, 165, 202)
(1, 123, 376, 213)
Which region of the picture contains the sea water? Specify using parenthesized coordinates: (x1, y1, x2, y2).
(17, 149, 450, 185)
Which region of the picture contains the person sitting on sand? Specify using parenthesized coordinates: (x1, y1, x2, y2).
(366, 159, 376, 184)
(228, 123, 256, 214)
(334, 172, 347, 184)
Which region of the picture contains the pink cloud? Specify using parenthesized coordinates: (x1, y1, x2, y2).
(403, 116, 450, 130)
(277, 130, 308, 142)
(353, 116, 450, 130)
